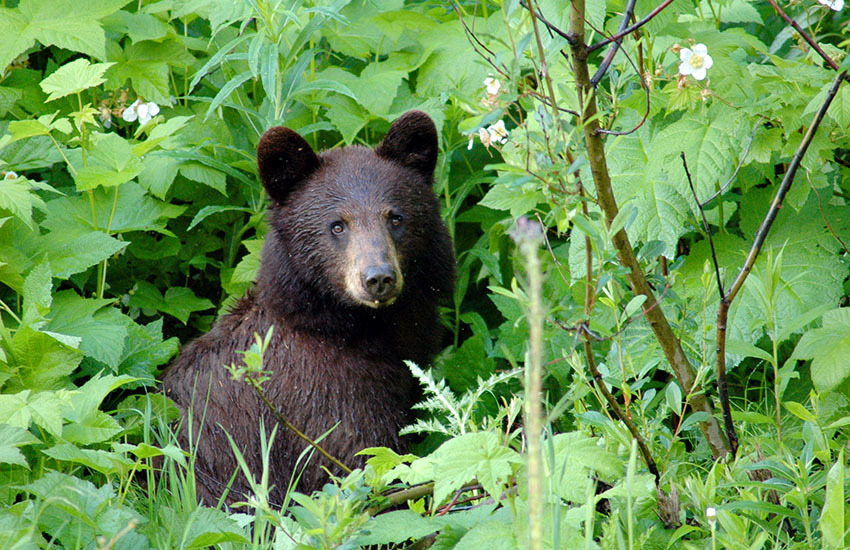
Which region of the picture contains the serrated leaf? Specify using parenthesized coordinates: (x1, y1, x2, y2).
(432, 431, 520, 505)
(106, 39, 193, 104)
(117, 319, 178, 386)
(0, 424, 39, 468)
(0, 176, 37, 227)
(43, 182, 185, 234)
(129, 281, 214, 324)
(22, 261, 52, 326)
(353, 510, 438, 546)
(454, 521, 518, 550)
(68, 132, 141, 191)
(46, 292, 129, 369)
(793, 308, 850, 393)
(10, 327, 83, 391)
(37, 229, 128, 278)
(43, 443, 133, 475)
(137, 151, 180, 199)
(39, 58, 114, 101)
(231, 238, 263, 284)
(547, 431, 623, 502)
(0, 390, 70, 436)
(180, 507, 250, 548)
(479, 182, 542, 217)
(0, 0, 131, 72)
(179, 162, 227, 195)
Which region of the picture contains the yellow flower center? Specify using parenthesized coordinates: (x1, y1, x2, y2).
(690, 54, 704, 69)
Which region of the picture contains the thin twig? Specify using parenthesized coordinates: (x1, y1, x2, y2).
(587, 0, 676, 53)
(765, 0, 840, 71)
(590, 0, 637, 86)
(247, 377, 352, 475)
(715, 70, 847, 456)
(681, 152, 724, 299)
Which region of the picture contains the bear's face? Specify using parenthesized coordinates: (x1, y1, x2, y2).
(256, 111, 440, 310)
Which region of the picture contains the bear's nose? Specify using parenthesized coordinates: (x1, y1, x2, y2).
(362, 264, 397, 302)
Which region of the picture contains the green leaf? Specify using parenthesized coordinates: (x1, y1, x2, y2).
(820, 450, 845, 548)
(0, 424, 39, 468)
(106, 40, 193, 104)
(179, 162, 227, 195)
(231, 238, 263, 284)
(37, 229, 128, 278)
(68, 132, 141, 191)
(137, 151, 180, 199)
(129, 281, 214, 324)
(547, 432, 623, 502)
(0, 0, 132, 72)
(454, 520, 519, 550)
(478, 182, 542, 217)
(45, 292, 129, 369)
(10, 328, 83, 390)
(432, 431, 521, 505)
(0, 390, 70, 436)
(793, 308, 850, 393)
(117, 319, 178, 386)
(43, 443, 133, 475)
(179, 507, 250, 548)
(21, 261, 53, 326)
(353, 510, 438, 545)
(43, 182, 185, 234)
(0, 176, 38, 227)
(188, 205, 251, 230)
(39, 58, 114, 101)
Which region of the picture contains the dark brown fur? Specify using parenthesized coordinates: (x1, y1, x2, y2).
(162, 111, 454, 505)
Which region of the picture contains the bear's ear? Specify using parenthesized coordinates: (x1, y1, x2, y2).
(375, 110, 438, 176)
(257, 126, 320, 203)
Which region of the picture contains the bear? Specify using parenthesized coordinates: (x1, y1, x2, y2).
(161, 110, 455, 506)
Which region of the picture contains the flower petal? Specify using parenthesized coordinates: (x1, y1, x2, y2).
(147, 102, 160, 117)
(692, 68, 707, 81)
(702, 54, 714, 70)
(693, 43, 708, 56)
(679, 62, 694, 76)
(680, 48, 693, 62)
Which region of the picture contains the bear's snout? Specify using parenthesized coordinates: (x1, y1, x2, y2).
(362, 263, 398, 302)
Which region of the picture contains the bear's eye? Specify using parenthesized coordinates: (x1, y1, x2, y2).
(389, 214, 403, 228)
(330, 221, 345, 235)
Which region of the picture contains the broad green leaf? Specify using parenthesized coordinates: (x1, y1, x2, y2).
(0, 0, 131, 72)
(106, 39, 193, 104)
(21, 261, 52, 327)
(10, 327, 83, 391)
(101, 9, 170, 44)
(454, 520, 519, 550)
(478, 182, 542, 217)
(43, 443, 133, 475)
(324, 94, 368, 144)
(179, 162, 227, 195)
(547, 431, 623, 503)
(39, 59, 114, 101)
(432, 431, 521, 505)
(4, 112, 71, 144)
(37, 229, 128, 278)
(68, 132, 141, 191)
(0, 390, 70, 436)
(231, 238, 263, 284)
(117, 319, 178, 386)
(132, 115, 193, 157)
(46, 292, 129, 369)
(793, 308, 850, 393)
(353, 510, 439, 545)
(0, 424, 39, 468)
(178, 507, 250, 548)
(129, 281, 214, 324)
(820, 450, 845, 548)
(0, 176, 38, 227)
(42, 182, 185, 234)
(137, 151, 180, 199)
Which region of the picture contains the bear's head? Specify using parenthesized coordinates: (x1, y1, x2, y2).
(255, 110, 447, 314)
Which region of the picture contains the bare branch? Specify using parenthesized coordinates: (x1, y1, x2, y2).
(587, 0, 676, 54)
(682, 152, 725, 299)
(590, 0, 637, 86)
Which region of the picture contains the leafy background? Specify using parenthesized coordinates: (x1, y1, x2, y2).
(1, 0, 850, 548)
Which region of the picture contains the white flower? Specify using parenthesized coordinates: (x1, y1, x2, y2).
(484, 76, 501, 95)
(679, 44, 714, 81)
(818, 0, 844, 10)
(122, 99, 160, 125)
(3, 171, 18, 180)
(487, 119, 509, 145)
(706, 506, 717, 528)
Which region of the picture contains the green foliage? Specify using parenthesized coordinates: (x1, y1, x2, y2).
(0, 0, 850, 548)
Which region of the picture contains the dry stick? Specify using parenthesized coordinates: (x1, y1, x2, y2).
(247, 377, 353, 475)
(715, 70, 847, 455)
(568, 0, 730, 459)
(681, 153, 725, 299)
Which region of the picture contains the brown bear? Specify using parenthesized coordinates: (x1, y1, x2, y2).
(161, 111, 455, 506)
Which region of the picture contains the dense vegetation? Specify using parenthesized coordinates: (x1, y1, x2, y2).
(1, 0, 850, 548)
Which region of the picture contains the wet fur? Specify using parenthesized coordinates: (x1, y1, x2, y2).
(162, 111, 455, 505)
